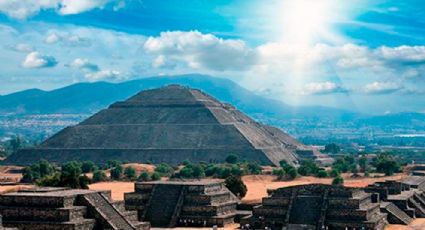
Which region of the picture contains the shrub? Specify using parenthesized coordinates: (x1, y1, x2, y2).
(192, 164, 205, 178)
(110, 165, 123, 180)
(151, 172, 161, 181)
(372, 153, 400, 176)
(225, 175, 247, 198)
(286, 166, 298, 180)
(124, 166, 137, 180)
(329, 169, 340, 178)
(106, 160, 121, 169)
(81, 161, 97, 173)
(272, 168, 285, 180)
(205, 165, 218, 177)
(60, 161, 83, 188)
(297, 160, 319, 176)
(316, 169, 328, 178)
(92, 170, 107, 182)
(332, 176, 344, 185)
(155, 163, 174, 176)
(247, 162, 262, 175)
(138, 171, 151, 181)
(225, 154, 238, 164)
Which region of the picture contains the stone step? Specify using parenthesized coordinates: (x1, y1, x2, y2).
(381, 202, 413, 225)
(3, 218, 96, 230)
(0, 206, 87, 222)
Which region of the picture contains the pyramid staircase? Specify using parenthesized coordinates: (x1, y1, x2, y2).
(380, 202, 413, 225)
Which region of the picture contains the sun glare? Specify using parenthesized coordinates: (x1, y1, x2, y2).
(279, 0, 335, 45)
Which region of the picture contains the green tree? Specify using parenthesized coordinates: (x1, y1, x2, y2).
(37, 172, 61, 187)
(247, 162, 262, 175)
(111, 165, 123, 180)
(151, 172, 161, 181)
(297, 160, 319, 176)
(60, 161, 84, 188)
(138, 171, 151, 181)
(358, 156, 368, 172)
(92, 170, 107, 183)
(179, 166, 194, 178)
(286, 166, 298, 180)
(324, 143, 340, 154)
(225, 154, 238, 164)
(124, 166, 137, 180)
(81, 161, 97, 173)
(192, 164, 205, 178)
(225, 175, 247, 198)
(332, 176, 344, 185)
(272, 168, 285, 180)
(372, 154, 400, 176)
(329, 169, 340, 178)
(205, 165, 218, 177)
(316, 169, 328, 178)
(106, 160, 121, 169)
(154, 163, 174, 176)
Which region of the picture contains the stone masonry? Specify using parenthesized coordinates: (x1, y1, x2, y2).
(124, 180, 239, 227)
(241, 184, 387, 230)
(0, 187, 150, 230)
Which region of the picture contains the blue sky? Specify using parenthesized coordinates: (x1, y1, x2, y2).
(0, 0, 424, 114)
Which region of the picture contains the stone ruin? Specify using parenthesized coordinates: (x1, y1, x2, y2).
(124, 180, 239, 227)
(241, 184, 387, 230)
(365, 177, 425, 225)
(0, 187, 149, 230)
(6, 85, 326, 167)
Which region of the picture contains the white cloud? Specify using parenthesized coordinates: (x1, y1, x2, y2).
(45, 33, 61, 44)
(70, 58, 99, 72)
(301, 81, 347, 95)
(6, 43, 33, 52)
(22, 51, 57, 68)
(363, 82, 402, 94)
(85, 69, 124, 81)
(144, 30, 257, 71)
(45, 32, 91, 46)
(0, 0, 119, 19)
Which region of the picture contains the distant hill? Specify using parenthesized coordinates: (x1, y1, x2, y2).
(0, 74, 423, 140)
(0, 74, 352, 119)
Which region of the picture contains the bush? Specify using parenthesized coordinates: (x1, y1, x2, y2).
(286, 166, 298, 180)
(151, 172, 161, 181)
(316, 169, 328, 178)
(92, 170, 107, 183)
(60, 161, 83, 188)
(22, 159, 56, 183)
(138, 171, 151, 181)
(155, 163, 174, 176)
(37, 172, 61, 187)
(81, 161, 97, 173)
(111, 165, 123, 180)
(192, 164, 205, 178)
(225, 154, 238, 164)
(332, 176, 344, 185)
(329, 169, 340, 178)
(372, 153, 400, 176)
(225, 175, 247, 198)
(124, 166, 137, 180)
(247, 162, 262, 175)
(216, 166, 232, 179)
(106, 160, 121, 169)
(297, 160, 319, 176)
(205, 165, 218, 177)
(272, 168, 285, 180)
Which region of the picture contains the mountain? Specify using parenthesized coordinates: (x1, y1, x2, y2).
(0, 74, 352, 119)
(0, 74, 423, 142)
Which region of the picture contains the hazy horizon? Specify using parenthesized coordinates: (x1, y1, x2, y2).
(0, 0, 424, 114)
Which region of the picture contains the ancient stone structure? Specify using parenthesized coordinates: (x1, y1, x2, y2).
(0, 187, 149, 230)
(241, 184, 387, 230)
(124, 180, 239, 227)
(5, 85, 322, 166)
(365, 178, 425, 224)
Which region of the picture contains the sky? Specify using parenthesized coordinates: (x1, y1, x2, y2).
(0, 0, 424, 114)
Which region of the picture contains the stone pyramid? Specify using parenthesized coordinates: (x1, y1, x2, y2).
(7, 85, 305, 166)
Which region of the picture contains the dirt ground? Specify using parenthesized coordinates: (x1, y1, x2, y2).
(0, 165, 24, 183)
(88, 181, 135, 200)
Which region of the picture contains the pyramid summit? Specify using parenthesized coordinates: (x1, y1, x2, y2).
(7, 85, 309, 166)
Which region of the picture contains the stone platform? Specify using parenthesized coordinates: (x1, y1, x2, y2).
(0, 187, 150, 230)
(125, 180, 239, 227)
(241, 184, 387, 230)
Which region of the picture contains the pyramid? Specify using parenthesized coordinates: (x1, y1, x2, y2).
(7, 85, 306, 166)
